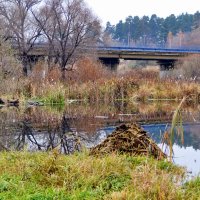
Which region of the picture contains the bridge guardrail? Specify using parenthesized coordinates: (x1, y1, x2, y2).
(97, 46, 200, 53)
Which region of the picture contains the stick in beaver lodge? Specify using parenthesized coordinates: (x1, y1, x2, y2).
(90, 123, 166, 160)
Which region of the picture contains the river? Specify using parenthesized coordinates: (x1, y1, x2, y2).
(0, 101, 200, 177)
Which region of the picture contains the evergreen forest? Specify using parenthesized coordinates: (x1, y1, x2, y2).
(104, 11, 200, 48)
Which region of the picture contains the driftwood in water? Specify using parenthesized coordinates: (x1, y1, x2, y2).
(7, 99, 19, 106)
(27, 100, 44, 106)
(90, 123, 166, 160)
(0, 98, 5, 104)
(0, 98, 19, 107)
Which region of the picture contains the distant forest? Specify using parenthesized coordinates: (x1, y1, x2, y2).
(104, 11, 200, 48)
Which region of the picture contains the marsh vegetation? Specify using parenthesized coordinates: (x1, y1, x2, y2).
(0, 1, 200, 199)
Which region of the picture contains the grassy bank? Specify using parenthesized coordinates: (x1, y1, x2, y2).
(0, 151, 199, 200)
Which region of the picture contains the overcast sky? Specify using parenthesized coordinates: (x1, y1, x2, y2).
(85, 0, 200, 26)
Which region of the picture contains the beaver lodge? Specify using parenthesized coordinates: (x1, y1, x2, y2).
(90, 123, 166, 160)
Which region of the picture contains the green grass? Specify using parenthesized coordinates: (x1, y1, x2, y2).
(38, 92, 65, 105)
(0, 151, 199, 200)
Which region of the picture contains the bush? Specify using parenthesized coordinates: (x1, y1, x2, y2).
(176, 54, 200, 80)
(66, 56, 112, 84)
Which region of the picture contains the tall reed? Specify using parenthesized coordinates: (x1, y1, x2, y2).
(168, 97, 186, 161)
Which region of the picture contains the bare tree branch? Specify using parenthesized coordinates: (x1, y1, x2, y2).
(34, 0, 101, 78)
(0, 0, 42, 75)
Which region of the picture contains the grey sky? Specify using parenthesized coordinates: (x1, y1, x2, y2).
(85, 0, 200, 26)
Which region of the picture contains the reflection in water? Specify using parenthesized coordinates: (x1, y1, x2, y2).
(0, 107, 82, 153)
(0, 102, 200, 175)
(173, 145, 200, 177)
(143, 124, 200, 150)
(143, 124, 200, 176)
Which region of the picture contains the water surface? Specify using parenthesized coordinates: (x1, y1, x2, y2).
(0, 101, 200, 176)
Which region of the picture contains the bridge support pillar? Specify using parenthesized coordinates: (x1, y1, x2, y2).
(99, 58, 120, 70)
(158, 59, 176, 78)
(157, 59, 176, 71)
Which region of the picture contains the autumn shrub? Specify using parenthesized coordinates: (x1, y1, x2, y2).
(46, 65, 62, 83)
(66, 56, 112, 84)
(31, 60, 48, 82)
(118, 67, 159, 83)
(175, 54, 200, 80)
(23, 61, 64, 99)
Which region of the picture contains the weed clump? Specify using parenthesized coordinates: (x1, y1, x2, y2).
(90, 123, 166, 159)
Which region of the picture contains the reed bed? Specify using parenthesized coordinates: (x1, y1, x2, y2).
(4, 56, 200, 104)
(62, 77, 200, 104)
(25, 75, 200, 105)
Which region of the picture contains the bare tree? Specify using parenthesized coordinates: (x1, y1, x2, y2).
(0, 0, 42, 75)
(34, 0, 101, 78)
(0, 33, 23, 95)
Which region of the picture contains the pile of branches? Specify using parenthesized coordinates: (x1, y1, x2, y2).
(90, 123, 166, 160)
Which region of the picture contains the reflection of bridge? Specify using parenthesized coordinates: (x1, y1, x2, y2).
(29, 45, 200, 69)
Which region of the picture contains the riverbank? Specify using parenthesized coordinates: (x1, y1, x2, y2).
(19, 70, 200, 105)
(2, 56, 200, 105)
(3, 74, 200, 106)
(0, 151, 199, 199)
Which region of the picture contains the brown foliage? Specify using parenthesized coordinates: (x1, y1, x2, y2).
(176, 54, 200, 80)
(66, 57, 112, 84)
(46, 66, 62, 83)
(31, 61, 47, 82)
(118, 67, 159, 82)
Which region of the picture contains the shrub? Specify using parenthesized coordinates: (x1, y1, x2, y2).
(66, 56, 112, 84)
(175, 54, 200, 80)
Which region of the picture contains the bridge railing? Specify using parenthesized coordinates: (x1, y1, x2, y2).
(97, 46, 200, 53)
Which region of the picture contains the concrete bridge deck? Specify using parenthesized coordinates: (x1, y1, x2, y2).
(97, 46, 200, 60)
(27, 45, 200, 69)
(96, 46, 200, 69)
(29, 45, 200, 57)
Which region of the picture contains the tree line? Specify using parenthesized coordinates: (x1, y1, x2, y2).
(0, 0, 101, 76)
(104, 12, 200, 47)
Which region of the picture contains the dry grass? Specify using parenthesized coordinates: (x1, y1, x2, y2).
(0, 151, 195, 200)
(3, 54, 200, 105)
(175, 54, 200, 80)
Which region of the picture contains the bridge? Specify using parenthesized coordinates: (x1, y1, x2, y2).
(96, 46, 200, 70)
(28, 44, 200, 70)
